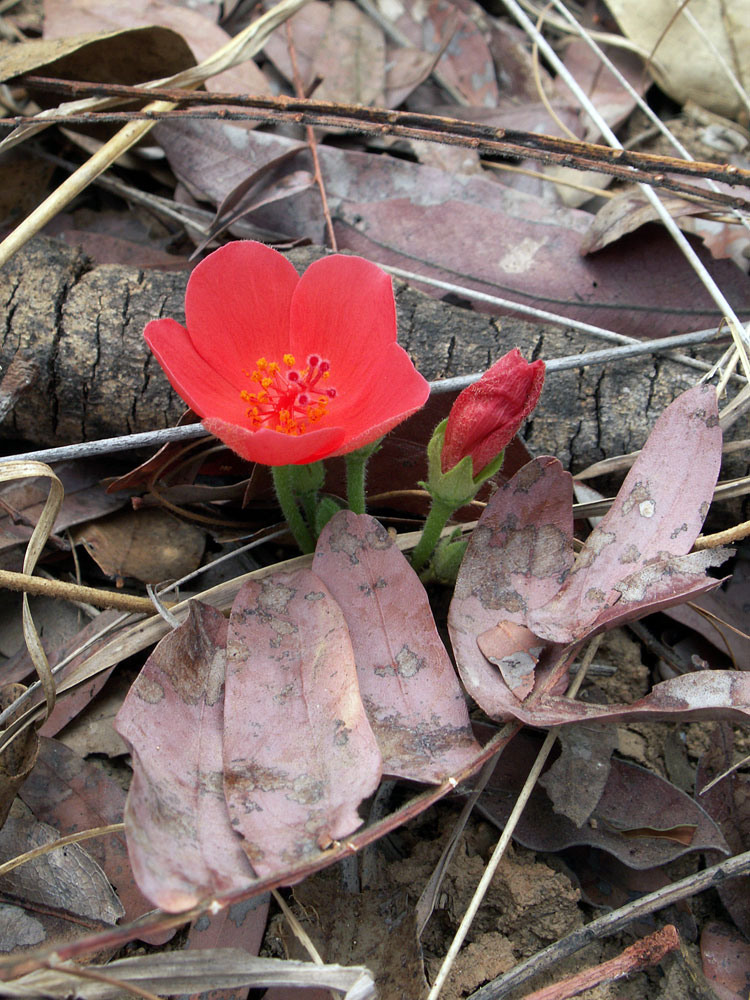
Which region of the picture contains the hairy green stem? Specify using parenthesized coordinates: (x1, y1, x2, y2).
(345, 451, 368, 515)
(410, 497, 455, 573)
(271, 465, 315, 554)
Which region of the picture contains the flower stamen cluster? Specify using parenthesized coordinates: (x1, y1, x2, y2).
(240, 354, 337, 436)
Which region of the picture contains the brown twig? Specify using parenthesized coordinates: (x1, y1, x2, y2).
(11, 78, 750, 209)
(283, 24, 337, 251)
(519, 925, 680, 1000)
(466, 849, 750, 999)
(0, 568, 173, 613)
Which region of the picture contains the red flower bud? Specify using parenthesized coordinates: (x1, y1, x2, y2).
(441, 349, 545, 475)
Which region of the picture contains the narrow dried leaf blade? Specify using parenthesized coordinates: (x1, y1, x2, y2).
(224, 570, 382, 879)
(313, 511, 479, 783)
(115, 602, 256, 912)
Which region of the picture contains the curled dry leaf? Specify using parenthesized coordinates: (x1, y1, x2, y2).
(115, 602, 256, 913)
(528, 384, 725, 644)
(312, 510, 480, 783)
(474, 729, 729, 870)
(449, 385, 739, 728)
(0, 813, 124, 925)
(223, 570, 382, 879)
(447, 454, 575, 720)
(19, 737, 171, 943)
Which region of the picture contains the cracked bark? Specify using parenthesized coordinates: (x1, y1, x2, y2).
(1, 236, 747, 520)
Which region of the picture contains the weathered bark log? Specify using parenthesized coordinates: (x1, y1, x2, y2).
(1, 236, 747, 521)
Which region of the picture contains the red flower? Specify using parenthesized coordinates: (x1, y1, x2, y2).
(144, 242, 430, 466)
(441, 349, 545, 475)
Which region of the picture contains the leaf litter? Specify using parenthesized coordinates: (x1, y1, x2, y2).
(1, 0, 750, 997)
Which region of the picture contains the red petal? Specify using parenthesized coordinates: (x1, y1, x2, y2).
(185, 241, 299, 385)
(203, 418, 346, 465)
(289, 254, 398, 373)
(144, 318, 249, 424)
(328, 343, 430, 454)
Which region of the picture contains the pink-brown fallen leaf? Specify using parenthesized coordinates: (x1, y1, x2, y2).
(528, 384, 726, 644)
(701, 922, 750, 1000)
(185, 894, 271, 1000)
(312, 511, 480, 783)
(115, 602, 256, 912)
(391, 0, 499, 107)
(155, 120, 750, 337)
(43, 0, 270, 96)
(696, 724, 750, 939)
(223, 570, 382, 879)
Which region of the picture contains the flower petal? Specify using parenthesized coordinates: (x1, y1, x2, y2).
(145, 318, 249, 424)
(289, 254, 398, 372)
(185, 241, 300, 384)
(328, 343, 430, 454)
(203, 418, 346, 466)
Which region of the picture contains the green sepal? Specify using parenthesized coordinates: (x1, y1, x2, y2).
(290, 461, 325, 497)
(423, 419, 505, 510)
(315, 496, 341, 535)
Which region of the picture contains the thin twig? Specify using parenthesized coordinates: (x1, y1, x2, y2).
(519, 925, 680, 1000)
(427, 637, 602, 999)
(10, 78, 750, 205)
(0, 824, 125, 878)
(467, 850, 750, 999)
(0, 568, 175, 613)
(284, 22, 337, 251)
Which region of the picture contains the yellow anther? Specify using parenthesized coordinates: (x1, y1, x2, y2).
(283, 354, 295, 367)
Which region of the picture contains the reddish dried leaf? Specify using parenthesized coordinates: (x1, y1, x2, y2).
(447, 456, 574, 720)
(224, 570, 382, 879)
(392, 0, 499, 107)
(19, 737, 172, 944)
(496, 670, 750, 728)
(528, 384, 725, 644)
(696, 725, 750, 938)
(43, 0, 270, 96)
(155, 121, 750, 337)
(185, 895, 271, 1000)
(701, 922, 750, 1000)
(312, 511, 480, 783)
(665, 551, 750, 668)
(475, 728, 729, 869)
(115, 602, 255, 912)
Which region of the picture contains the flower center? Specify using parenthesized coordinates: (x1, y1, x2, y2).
(240, 354, 337, 436)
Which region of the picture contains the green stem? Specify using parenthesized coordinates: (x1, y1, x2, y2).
(410, 497, 456, 573)
(345, 451, 368, 515)
(271, 465, 315, 554)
